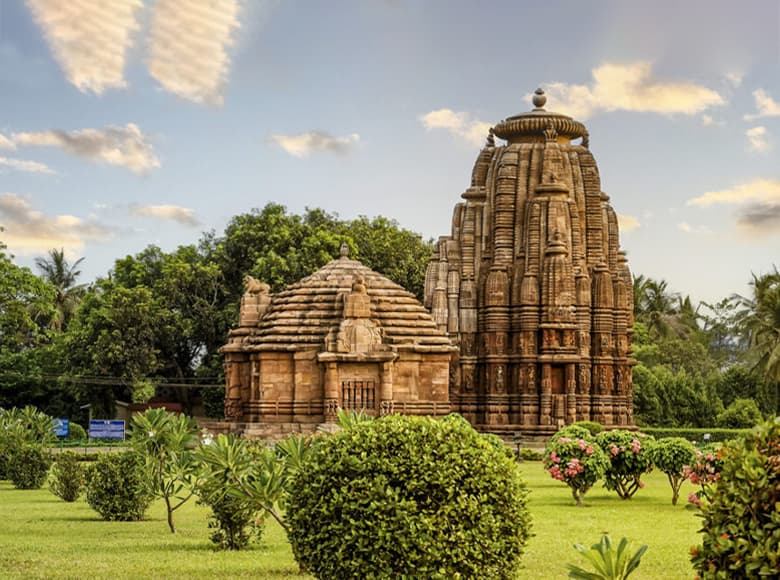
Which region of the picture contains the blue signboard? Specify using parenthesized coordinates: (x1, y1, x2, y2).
(89, 419, 126, 439)
(53, 418, 69, 437)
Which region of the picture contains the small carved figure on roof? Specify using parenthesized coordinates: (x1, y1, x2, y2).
(243, 275, 270, 295)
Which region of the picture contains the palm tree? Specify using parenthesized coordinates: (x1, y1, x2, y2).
(739, 267, 780, 385)
(635, 277, 680, 338)
(34, 248, 86, 331)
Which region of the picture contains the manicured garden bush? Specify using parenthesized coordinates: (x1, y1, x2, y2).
(286, 414, 532, 579)
(544, 428, 609, 506)
(691, 418, 780, 578)
(646, 437, 695, 505)
(85, 452, 153, 521)
(595, 430, 654, 499)
(715, 398, 763, 429)
(570, 420, 605, 436)
(683, 448, 723, 507)
(7, 445, 52, 489)
(48, 451, 85, 502)
(65, 422, 87, 441)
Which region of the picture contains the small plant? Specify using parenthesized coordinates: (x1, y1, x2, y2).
(544, 430, 610, 506)
(85, 452, 152, 521)
(195, 434, 264, 550)
(65, 423, 87, 441)
(682, 448, 723, 506)
(691, 418, 780, 578)
(647, 437, 696, 505)
(595, 431, 654, 499)
(568, 535, 648, 580)
(7, 445, 52, 489)
(48, 451, 85, 501)
(518, 447, 545, 462)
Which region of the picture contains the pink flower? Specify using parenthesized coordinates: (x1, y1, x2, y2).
(688, 492, 702, 507)
(609, 443, 620, 457)
(558, 437, 572, 444)
(585, 445, 594, 456)
(578, 439, 587, 450)
(550, 451, 560, 464)
(630, 439, 642, 453)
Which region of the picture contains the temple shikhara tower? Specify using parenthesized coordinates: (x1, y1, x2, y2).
(425, 88, 635, 435)
(221, 88, 635, 437)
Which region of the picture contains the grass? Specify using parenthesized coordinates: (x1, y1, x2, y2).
(0, 466, 703, 579)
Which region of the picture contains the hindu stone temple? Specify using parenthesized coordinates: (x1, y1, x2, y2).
(221, 88, 635, 437)
(221, 246, 455, 435)
(424, 88, 635, 435)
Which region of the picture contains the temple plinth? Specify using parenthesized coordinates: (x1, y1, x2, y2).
(425, 88, 636, 435)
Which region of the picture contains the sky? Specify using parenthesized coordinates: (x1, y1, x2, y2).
(0, 0, 778, 305)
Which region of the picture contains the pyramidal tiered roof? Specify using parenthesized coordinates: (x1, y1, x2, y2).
(247, 255, 453, 351)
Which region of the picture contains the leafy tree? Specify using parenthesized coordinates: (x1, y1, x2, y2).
(130, 408, 200, 533)
(647, 437, 695, 505)
(714, 364, 777, 417)
(595, 431, 654, 500)
(34, 248, 85, 332)
(738, 267, 780, 386)
(544, 429, 610, 506)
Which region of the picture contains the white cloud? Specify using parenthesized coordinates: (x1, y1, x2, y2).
(419, 109, 491, 146)
(0, 156, 54, 174)
(746, 126, 770, 152)
(701, 114, 714, 126)
(12, 124, 159, 173)
(617, 213, 640, 232)
(0, 193, 111, 254)
(724, 72, 743, 88)
(0, 134, 16, 150)
(677, 222, 712, 235)
(25, 0, 142, 95)
(744, 89, 780, 120)
(687, 178, 780, 207)
(271, 131, 360, 158)
(129, 204, 199, 226)
(539, 62, 725, 120)
(147, 0, 241, 105)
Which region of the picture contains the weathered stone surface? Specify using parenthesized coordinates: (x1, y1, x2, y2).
(222, 246, 456, 427)
(426, 89, 636, 435)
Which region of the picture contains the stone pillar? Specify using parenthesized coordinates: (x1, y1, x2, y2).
(566, 363, 577, 424)
(539, 363, 552, 425)
(324, 362, 339, 422)
(380, 361, 394, 416)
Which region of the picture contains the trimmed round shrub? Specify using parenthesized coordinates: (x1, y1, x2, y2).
(85, 452, 152, 521)
(544, 430, 610, 506)
(65, 422, 87, 441)
(595, 430, 655, 499)
(286, 414, 532, 579)
(691, 418, 780, 578)
(570, 420, 605, 436)
(715, 398, 763, 429)
(7, 445, 52, 489)
(49, 451, 86, 502)
(647, 437, 695, 505)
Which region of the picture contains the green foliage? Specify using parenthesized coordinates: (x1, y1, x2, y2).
(568, 535, 648, 580)
(34, 248, 85, 332)
(646, 437, 695, 505)
(691, 418, 780, 578)
(65, 422, 87, 441)
(715, 398, 763, 429)
(0, 406, 55, 479)
(130, 408, 200, 533)
(595, 431, 654, 500)
(85, 451, 152, 521)
(7, 445, 52, 489)
(195, 434, 264, 550)
(131, 379, 156, 404)
(571, 421, 605, 436)
(544, 431, 610, 506)
(201, 387, 225, 419)
(48, 451, 85, 501)
(287, 414, 531, 579)
(714, 364, 777, 417)
(518, 447, 545, 461)
(641, 427, 750, 444)
(683, 449, 724, 507)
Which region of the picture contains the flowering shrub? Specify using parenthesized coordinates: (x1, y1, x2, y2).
(647, 437, 696, 505)
(691, 418, 780, 578)
(544, 432, 610, 506)
(595, 430, 654, 499)
(682, 448, 723, 507)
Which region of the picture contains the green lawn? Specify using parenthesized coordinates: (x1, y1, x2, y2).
(0, 466, 702, 579)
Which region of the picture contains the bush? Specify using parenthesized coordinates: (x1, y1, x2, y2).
(49, 451, 86, 502)
(517, 447, 544, 461)
(691, 418, 780, 578)
(85, 452, 152, 521)
(7, 445, 52, 489)
(195, 434, 264, 550)
(544, 430, 609, 506)
(646, 437, 695, 505)
(595, 431, 654, 499)
(641, 427, 750, 444)
(65, 423, 87, 441)
(571, 421, 605, 436)
(715, 398, 763, 429)
(683, 449, 724, 507)
(286, 414, 532, 579)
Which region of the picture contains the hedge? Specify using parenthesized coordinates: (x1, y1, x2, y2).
(641, 427, 750, 444)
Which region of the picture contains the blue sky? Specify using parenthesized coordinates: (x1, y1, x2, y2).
(0, 0, 778, 304)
